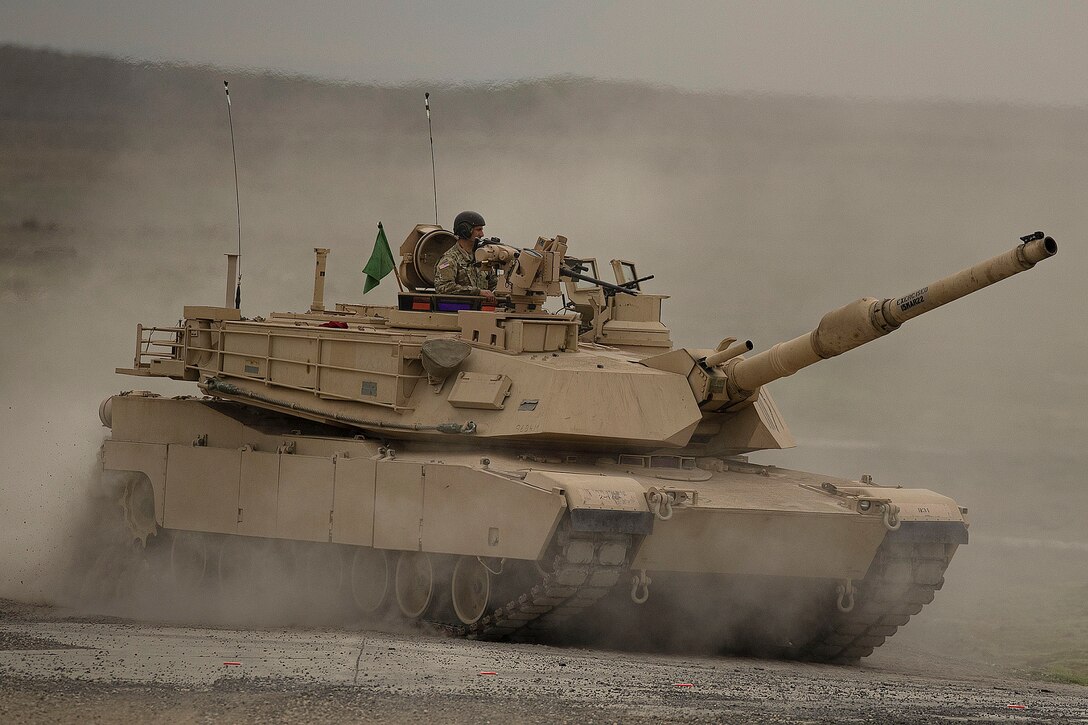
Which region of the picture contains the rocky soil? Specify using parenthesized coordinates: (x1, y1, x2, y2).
(1, 599, 1085, 724)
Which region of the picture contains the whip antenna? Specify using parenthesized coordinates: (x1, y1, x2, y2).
(425, 92, 439, 225)
(223, 80, 242, 309)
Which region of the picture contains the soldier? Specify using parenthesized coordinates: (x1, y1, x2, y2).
(434, 210, 498, 301)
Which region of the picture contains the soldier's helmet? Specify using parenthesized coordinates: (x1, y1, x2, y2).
(453, 211, 485, 239)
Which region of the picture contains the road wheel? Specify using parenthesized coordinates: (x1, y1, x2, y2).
(349, 548, 390, 614)
(216, 535, 260, 595)
(295, 542, 345, 598)
(451, 556, 491, 625)
(395, 551, 434, 619)
(169, 531, 207, 590)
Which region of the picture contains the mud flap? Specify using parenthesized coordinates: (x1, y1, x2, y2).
(570, 508, 653, 535)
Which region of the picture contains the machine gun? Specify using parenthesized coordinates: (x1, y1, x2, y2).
(559, 265, 639, 297)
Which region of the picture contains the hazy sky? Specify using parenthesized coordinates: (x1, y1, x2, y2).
(3, 0, 1087, 106)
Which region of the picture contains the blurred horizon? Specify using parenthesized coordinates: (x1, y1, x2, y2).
(4, 1, 1088, 107)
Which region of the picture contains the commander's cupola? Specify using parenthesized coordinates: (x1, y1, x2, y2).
(392, 224, 672, 357)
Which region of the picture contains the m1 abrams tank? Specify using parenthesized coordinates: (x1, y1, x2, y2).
(100, 226, 1057, 662)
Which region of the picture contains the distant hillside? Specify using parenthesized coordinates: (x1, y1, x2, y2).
(4, 44, 1085, 238)
(10, 43, 1088, 153)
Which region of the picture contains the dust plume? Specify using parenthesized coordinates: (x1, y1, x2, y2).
(1, 46, 1085, 676)
(56, 464, 419, 631)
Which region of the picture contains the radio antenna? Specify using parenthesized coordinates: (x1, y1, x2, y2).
(425, 92, 439, 225)
(223, 80, 242, 309)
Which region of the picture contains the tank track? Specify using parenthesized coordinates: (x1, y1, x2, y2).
(439, 530, 633, 641)
(798, 539, 955, 663)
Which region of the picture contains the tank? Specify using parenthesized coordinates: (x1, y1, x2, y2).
(99, 227, 1057, 662)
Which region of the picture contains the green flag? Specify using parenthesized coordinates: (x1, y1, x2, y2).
(362, 222, 395, 293)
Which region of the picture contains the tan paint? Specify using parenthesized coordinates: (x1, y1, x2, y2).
(98, 228, 1057, 649)
(525, 471, 649, 513)
(277, 456, 334, 542)
(101, 393, 964, 585)
(238, 451, 279, 538)
(837, 486, 964, 523)
(330, 457, 377, 546)
(421, 465, 566, 560)
(632, 507, 886, 578)
(163, 445, 240, 533)
(373, 461, 424, 551)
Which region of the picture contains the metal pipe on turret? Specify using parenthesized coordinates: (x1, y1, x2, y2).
(704, 340, 754, 367)
(727, 235, 1057, 400)
(311, 247, 330, 312)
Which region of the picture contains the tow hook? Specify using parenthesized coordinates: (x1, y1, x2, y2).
(630, 569, 652, 604)
(836, 579, 856, 612)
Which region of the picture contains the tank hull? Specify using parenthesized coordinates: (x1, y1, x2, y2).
(102, 394, 964, 661)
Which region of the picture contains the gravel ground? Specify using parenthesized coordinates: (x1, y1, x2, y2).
(1, 599, 1085, 724)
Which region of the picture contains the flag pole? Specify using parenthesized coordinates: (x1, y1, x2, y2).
(381, 222, 405, 292)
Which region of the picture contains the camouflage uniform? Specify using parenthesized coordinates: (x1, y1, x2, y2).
(433, 243, 497, 295)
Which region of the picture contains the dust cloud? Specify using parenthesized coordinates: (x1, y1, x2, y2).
(1, 46, 1085, 671)
(60, 466, 418, 631)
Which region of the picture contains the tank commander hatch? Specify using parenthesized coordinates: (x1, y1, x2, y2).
(434, 210, 498, 302)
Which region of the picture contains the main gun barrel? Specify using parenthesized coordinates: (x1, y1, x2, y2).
(727, 235, 1058, 401)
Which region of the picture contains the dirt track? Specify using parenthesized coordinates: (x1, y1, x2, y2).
(1, 600, 1084, 724)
